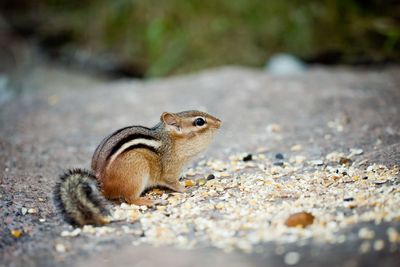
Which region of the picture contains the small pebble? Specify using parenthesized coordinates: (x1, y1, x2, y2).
(21, 207, 28, 215)
(285, 212, 314, 228)
(61, 228, 82, 237)
(256, 147, 268, 153)
(197, 179, 207, 186)
(218, 171, 230, 177)
(55, 243, 66, 253)
(28, 208, 37, 214)
(139, 205, 148, 211)
(373, 240, 385, 251)
(242, 154, 253, 162)
(185, 169, 197, 176)
(267, 123, 281, 133)
(206, 174, 215, 180)
(358, 228, 375, 239)
(339, 157, 352, 165)
(350, 148, 363, 155)
(290, 144, 302, 152)
(275, 153, 284, 160)
(366, 165, 375, 172)
(284, 251, 300, 265)
(359, 241, 371, 254)
(309, 160, 324, 166)
(387, 227, 399, 243)
(292, 155, 306, 164)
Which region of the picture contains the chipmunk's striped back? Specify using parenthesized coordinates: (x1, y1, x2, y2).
(91, 125, 164, 174)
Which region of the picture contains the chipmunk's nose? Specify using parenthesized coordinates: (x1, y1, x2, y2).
(214, 118, 222, 129)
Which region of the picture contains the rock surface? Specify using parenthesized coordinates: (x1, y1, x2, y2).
(0, 66, 399, 267)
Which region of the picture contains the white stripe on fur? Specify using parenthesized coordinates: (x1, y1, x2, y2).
(109, 138, 161, 163)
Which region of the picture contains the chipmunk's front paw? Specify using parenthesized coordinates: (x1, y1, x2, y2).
(163, 180, 186, 193)
(176, 183, 186, 193)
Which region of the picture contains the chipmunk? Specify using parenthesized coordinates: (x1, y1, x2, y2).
(53, 110, 221, 226)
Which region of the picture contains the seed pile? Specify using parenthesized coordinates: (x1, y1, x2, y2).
(60, 149, 400, 253)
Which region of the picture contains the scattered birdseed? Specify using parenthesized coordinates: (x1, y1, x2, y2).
(198, 178, 207, 186)
(256, 147, 269, 153)
(359, 241, 371, 254)
(58, 151, 400, 254)
(266, 123, 282, 133)
(10, 229, 23, 238)
(285, 212, 314, 228)
(61, 228, 82, 237)
(373, 239, 385, 251)
(350, 148, 363, 156)
(55, 243, 66, 253)
(290, 144, 302, 152)
(184, 180, 195, 187)
(309, 160, 324, 166)
(28, 208, 38, 214)
(358, 228, 375, 240)
(339, 157, 352, 166)
(284, 251, 301, 265)
(291, 155, 306, 164)
(326, 152, 345, 162)
(185, 169, 197, 176)
(111, 206, 141, 222)
(386, 228, 400, 243)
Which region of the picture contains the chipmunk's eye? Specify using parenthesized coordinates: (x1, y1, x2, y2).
(194, 117, 206, 127)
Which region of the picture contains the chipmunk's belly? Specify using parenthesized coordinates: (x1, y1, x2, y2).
(101, 148, 162, 200)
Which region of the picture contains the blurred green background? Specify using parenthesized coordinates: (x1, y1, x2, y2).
(1, 0, 399, 77)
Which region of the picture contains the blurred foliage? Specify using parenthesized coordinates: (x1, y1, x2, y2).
(2, 0, 400, 77)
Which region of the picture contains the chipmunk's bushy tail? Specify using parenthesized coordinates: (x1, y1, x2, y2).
(53, 169, 110, 226)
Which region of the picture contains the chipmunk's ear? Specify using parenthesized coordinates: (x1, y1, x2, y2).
(161, 112, 182, 133)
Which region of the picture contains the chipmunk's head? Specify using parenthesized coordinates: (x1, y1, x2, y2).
(161, 110, 221, 156)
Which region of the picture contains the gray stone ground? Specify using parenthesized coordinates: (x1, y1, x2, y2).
(0, 65, 399, 267)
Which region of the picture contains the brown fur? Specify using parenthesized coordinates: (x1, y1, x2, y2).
(97, 110, 220, 206)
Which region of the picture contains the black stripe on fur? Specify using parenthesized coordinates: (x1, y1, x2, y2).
(106, 133, 159, 160)
(121, 143, 159, 155)
(53, 168, 109, 226)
